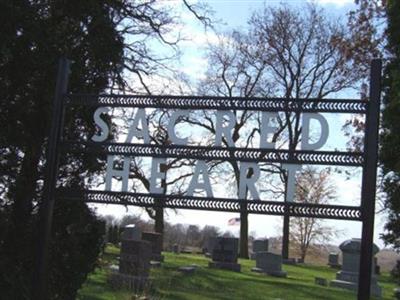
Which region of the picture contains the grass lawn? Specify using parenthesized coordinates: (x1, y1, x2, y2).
(77, 245, 397, 300)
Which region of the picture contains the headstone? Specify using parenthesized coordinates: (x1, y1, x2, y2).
(297, 258, 304, 264)
(250, 239, 269, 260)
(142, 232, 164, 262)
(109, 264, 119, 272)
(204, 237, 216, 256)
(330, 238, 382, 297)
(374, 257, 380, 275)
(150, 261, 161, 268)
(283, 258, 296, 265)
(208, 237, 241, 272)
(118, 240, 151, 275)
(108, 226, 151, 292)
(251, 267, 263, 273)
(394, 288, 400, 300)
(375, 265, 381, 275)
(178, 266, 197, 274)
(120, 224, 141, 241)
(328, 253, 341, 268)
(172, 244, 180, 254)
(315, 277, 328, 286)
(252, 252, 287, 277)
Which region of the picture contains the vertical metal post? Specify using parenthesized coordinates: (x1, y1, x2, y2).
(32, 58, 70, 300)
(282, 214, 290, 259)
(357, 59, 382, 300)
(282, 174, 289, 259)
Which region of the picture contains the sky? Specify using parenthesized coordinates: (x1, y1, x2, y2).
(92, 0, 389, 249)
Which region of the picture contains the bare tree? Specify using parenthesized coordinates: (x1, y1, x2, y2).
(118, 108, 196, 247)
(194, 3, 364, 259)
(289, 167, 339, 261)
(109, 0, 214, 94)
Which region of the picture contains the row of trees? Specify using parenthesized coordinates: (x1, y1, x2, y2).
(102, 214, 223, 251)
(379, 0, 400, 281)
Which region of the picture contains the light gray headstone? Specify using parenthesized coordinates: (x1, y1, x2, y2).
(253, 239, 269, 253)
(328, 253, 340, 267)
(255, 251, 287, 277)
(330, 238, 381, 297)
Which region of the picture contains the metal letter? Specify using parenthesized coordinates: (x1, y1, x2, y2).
(167, 110, 189, 145)
(187, 160, 213, 197)
(215, 110, 235, 147)
(105, 155, 131, 192)
(91, 107, 110, 142)
(150, 158, 167, 194)
(281, 164, 301, 202)
(301, 113, 329, 150)
(125, 108, 150, 143)
(239, 162, 260, 199)
(260, 112, 279, 149)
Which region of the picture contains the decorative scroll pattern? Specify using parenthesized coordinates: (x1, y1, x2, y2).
(65, 94, 368, 114)
(65, 142, 364, 166)
(60, 190, 362, 221)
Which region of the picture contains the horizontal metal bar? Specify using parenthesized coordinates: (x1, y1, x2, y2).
(58, 189, 361, 221)
(64, 94, 368, 114)
(62, 141, 364, 167)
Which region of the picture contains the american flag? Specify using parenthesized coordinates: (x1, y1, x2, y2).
(228, 217, 240, 226)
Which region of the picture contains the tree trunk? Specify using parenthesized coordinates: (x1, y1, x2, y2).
(12, 144, 42, 225)
(301, 249, 307, 261)
(282, 214, 290, 259)
(154, 206, 164, 250)
(154, 171, 166, 250)
(4, 143, 42, 294)
(239, 204, 249, 258)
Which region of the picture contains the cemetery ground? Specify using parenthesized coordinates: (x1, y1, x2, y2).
(77, 245, 397, 300)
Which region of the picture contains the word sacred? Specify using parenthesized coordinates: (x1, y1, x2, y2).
(92, 108, 330, 201)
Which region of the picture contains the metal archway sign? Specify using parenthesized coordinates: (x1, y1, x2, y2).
(33, 58, 382, 300)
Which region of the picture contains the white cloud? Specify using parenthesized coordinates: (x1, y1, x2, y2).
(312, 0, 353, 6)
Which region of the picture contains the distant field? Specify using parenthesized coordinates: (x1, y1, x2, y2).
(77, 245, 397, 300)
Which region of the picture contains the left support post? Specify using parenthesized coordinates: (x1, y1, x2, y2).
(32, 58, 70, 300)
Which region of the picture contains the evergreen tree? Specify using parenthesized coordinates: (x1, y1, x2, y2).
(381, 0, 400, 252)
(0, 0, 200, 298)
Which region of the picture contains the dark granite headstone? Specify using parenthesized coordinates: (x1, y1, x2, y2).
(204, 237, 216, 256)
(108, 225, 151, 292)
(208, 237, 241, 272)
(178, 266, 197, 274)
(328, 253, 341, 268)
(394, 288, 400, 300)
(119, 240, 151, 276)
(374, 257, 380, 275)
(172, 244, 180, 254)
(142, 232, 164, 262)
(211, 237, 238, 263)
(315, 277, 328, 286)
(120, 224, 141, 241)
